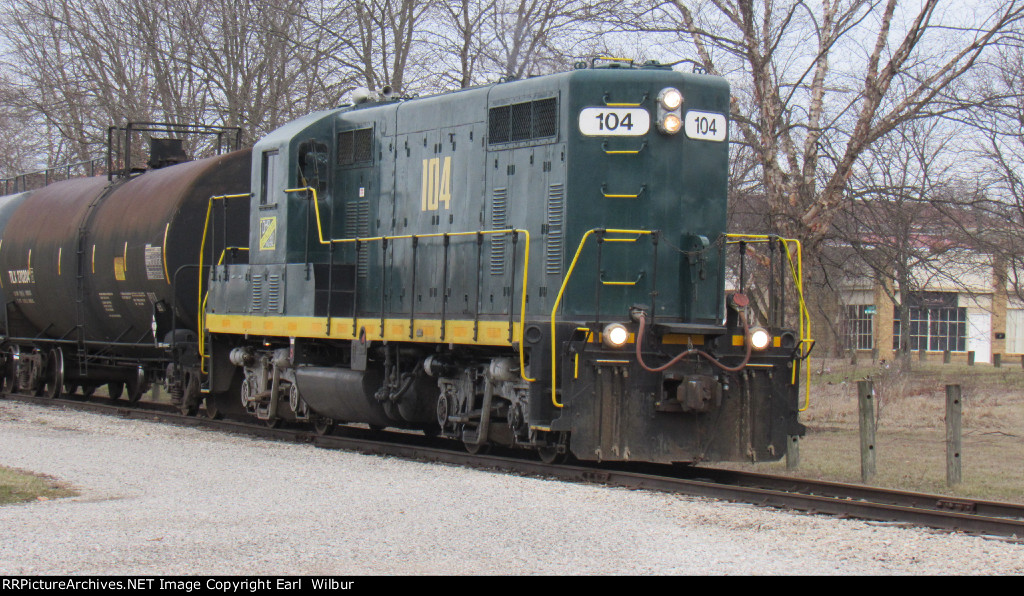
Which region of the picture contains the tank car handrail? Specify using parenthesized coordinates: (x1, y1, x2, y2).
(726, 233, 813, 412)
(550, 228, 656, 408)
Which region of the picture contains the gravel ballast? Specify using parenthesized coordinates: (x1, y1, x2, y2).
(0, 400, 1021, 575)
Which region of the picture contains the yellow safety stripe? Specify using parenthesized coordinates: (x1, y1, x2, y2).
(206, 314, 520, 347)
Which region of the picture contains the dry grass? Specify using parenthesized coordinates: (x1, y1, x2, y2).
(715, 358, 1024, 504)
(0, 466, 77, 505)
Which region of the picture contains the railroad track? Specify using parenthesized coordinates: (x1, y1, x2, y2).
(5, 392, 1023, 542)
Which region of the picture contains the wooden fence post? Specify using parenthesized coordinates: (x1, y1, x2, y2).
(968, 351, 976, 366)
(943, 350, 951, 364)
(994, 353, 1001, 368)
(858, 380, 876, 483)
(946, 385, 962, 486)
(786, 435, 800, 470)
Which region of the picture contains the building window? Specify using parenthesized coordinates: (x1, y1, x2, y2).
(893, 304, 967, 352)
(1007, 309, 1024, 354)
(843, 305, 874, 350)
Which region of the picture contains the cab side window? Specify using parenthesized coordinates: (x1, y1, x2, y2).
(297, 139, 330, 197)
(260, 150, 280, 206)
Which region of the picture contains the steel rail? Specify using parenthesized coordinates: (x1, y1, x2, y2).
(4, 392, 1022, 542)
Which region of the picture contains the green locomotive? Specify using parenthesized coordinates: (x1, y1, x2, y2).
(200, 59, 809, 463)
(0, 60, 808, 464)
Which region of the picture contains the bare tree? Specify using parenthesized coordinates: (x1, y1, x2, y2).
(622, 0, 1024, 249)
(829, 119, 983, 368)
(965, 38, 1024, 300)
(287, 0, 436, 96)
(0, 76, 42, 177)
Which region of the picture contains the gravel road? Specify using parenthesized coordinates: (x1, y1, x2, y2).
(0, 400, 1020, 575)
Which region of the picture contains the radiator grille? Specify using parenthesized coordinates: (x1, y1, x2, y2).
(488, 97, 557, 145)
(337, 127, 374, 166)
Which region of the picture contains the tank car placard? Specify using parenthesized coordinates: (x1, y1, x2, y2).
(578, 107, 650, 136)
(144, 244, 165, 281)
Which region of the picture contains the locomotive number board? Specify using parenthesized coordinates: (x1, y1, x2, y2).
(578, 107, 650, 136)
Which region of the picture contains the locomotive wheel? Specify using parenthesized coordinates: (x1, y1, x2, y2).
(63, 383, 80, 397)
(107, 382, 124, 400)
(537, 445, 566, 465)
(203, 397, 225, 420)
(204, 373, 248, 421)
(313, 417, 335, 436)
(463, 441, 490, 456)
(81, 384, 97, 399)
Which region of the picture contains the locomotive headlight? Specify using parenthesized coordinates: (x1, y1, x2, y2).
(660, 113, 682, 134)
(658, 87, 683, 110)
(603, 323, 630, 348)
(749, 327, 772, 351)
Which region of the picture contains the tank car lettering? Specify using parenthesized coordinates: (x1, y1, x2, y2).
(144, 244, 165, 281)
(259, 217, 277, 251)
(114, 257, 126, 281)
(420, 156, 451, 211)
(120, 291, 149, 307)
(578, 107, 650, 136)
(11, 289, 33, 303)
(7, 268, 34, 284)
(97, 292, 120, 317)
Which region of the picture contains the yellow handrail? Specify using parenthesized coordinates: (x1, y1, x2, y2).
(726, 234, 813, 411)
(198, 193, 251, 373)
(199, 187, 535, 383)
(550, 229, 654, 407)
(282, 185, 532, 382)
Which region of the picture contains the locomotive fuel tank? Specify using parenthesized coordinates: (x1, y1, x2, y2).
(0, 150, 251, 350)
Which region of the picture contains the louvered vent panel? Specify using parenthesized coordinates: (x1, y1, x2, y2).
(546, 184, 565, 275)
(490, 188, 508, 275)
(250, 276, 263, 312)
(267, 274, 282, 313)
(345, 201, 371, 277)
